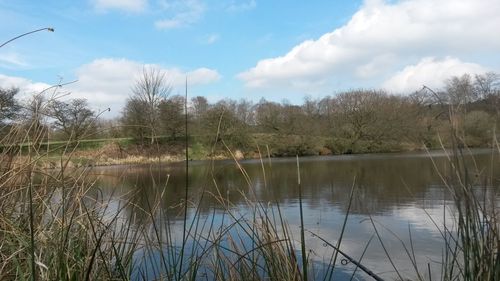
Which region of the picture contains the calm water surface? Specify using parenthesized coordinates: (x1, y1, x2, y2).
(92, 149, 500, 280)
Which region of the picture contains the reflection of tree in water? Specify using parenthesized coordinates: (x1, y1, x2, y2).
(92, 151, 498, 221)
(91, 162, 255, 225)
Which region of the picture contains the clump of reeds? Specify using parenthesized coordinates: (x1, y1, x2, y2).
(370, 109, 500, 280)
(432, 139, 500, 280)
(0, 92, 140, 280)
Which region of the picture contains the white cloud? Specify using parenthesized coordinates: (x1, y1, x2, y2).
(155, 0, 205, 29)
(186, 68, 221, 84)
(70, 58, 220, 112)
(238, 0, 500, 91)
(91, 0, 147, 12)
(0, 58, 221, 116)
(382, 57, 489, 93)
(0, 74, 51, 97)
(226, 0, 256, 12)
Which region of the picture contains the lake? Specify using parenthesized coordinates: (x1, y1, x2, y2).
(90, 148, 499, 280)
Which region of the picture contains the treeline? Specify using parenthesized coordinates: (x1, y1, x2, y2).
(1, 71, 499, 156)
(118, 70, 500, 155)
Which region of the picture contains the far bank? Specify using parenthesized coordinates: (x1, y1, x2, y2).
(11, 132, 495, 168)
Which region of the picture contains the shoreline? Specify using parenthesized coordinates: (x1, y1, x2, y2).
(36, 146, 495, 169)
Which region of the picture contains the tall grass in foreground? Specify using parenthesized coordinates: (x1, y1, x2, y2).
(0, 93, 140, 280)
(1, 92, 499, 280)
(0, 92, 313, 280)
(431, 141, 500, 280)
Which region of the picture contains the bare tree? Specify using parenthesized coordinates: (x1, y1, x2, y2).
(122, 98, 150, 142)
(50, 98, 96, 140)
(334, 90, 413, 145)
(282, 103, 307, 135)
(130, 66, 172, 144)
(159, 95, 184, 139)
(474, 72, 499, 99)
(254, 99, 283, 132)
(236, 99, 254, 125)
(473, 72, 500, 118)
(191, 96, 209, 119)
(303, 95, 319, 117)
(19, 94, 50, 143)
(202, 101, 250, 148)
(446, 74, 475, 106)
(0, 87, 19, 126)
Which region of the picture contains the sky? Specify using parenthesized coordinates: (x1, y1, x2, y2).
(0, 0, 499, 117)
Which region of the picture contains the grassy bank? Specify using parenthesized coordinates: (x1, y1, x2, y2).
(6, 133, 446, 168)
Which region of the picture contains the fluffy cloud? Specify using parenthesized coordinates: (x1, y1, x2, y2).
(0, 58, 220, 115)
(91, 0, 147, 12)
(382, 57, 488, 93)
(238, 0, 500, 91)
(0, 74, 51, 97)
(155, 0, 205, 29)
(70, 58, 220, 111)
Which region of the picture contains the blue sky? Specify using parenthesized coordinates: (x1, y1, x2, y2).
(1, 0, 499, 117)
